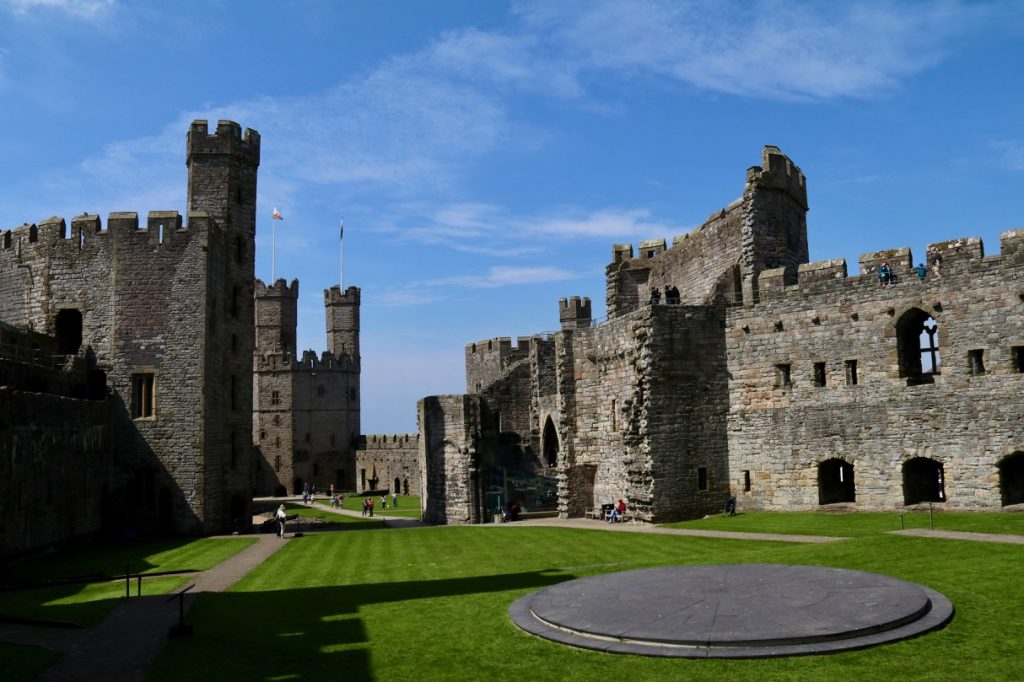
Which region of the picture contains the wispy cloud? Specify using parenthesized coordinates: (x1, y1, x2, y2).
(992, 139, 1024, 171)
(1, 0, 115, 20)
(416, 265, 580, 289)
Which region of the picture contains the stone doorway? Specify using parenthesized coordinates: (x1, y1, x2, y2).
(818, 458, 855, 505)
(998, 452, 1024, 506)
(542, 417, 559, 468)
(902, 457, 945, 505)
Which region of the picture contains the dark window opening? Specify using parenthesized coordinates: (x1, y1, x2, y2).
(317, 384, 326, 396)
(968, 349, 986, 375)
(274, 456, 281, 472)
(274, 414, 280, 426)
(697, 467, 708, 491)
(775, 363, 792, 388)
(235, 236, 244, 264)
(231, 333, 238, 353)
(55, 309, 83, 355)
(818, 458, 855, 504)
(231, 285, 240, 318)
(813, 362, 827, 387)
(543, 417, 560, 468)
(131, 373, 155, 418)
(259, 430, 266, 441)
(395, 477, 401, 493)
(845, 360, 859, 386)
(1013, 346, 1024, 373)
(403, 478, 409, 495)
(610, 399, 617, 430)
(998, 452, 1024, 506)
(902, 457, 945, 505)
(743, 470, 751, 492)
(305, 432, 311, 443)
(293, 478, 304, 496)
(230, 375, 237, 411)
(897, 310, 940, 384)
(271, 390, 281, 406)
(360, 468, 367, 490)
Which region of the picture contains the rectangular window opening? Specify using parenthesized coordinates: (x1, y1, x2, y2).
(743, 470, 751, 492)
(813, 362, 827, 387)
(845, 360, 859, 386)
(1013, 346, 1024, 374)
(968, 349, 986, 376)
(697, 467, 708, 491)
(131, 373, 155, 419)
(775, 363, 792, 389)
(271, 390, 281, 406)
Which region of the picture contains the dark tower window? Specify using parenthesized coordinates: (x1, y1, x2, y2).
(897, 310, 940, 384)
(775, 363, 792, 388)
(395, 477, 401, 493)
(317, 385, 326, 396)
(968, 349, 986, 375)
(271, 390, 281, 406)
(55, 309, 83, 355)
(813, 362, 827, 387)
(845, 360, 859, 386)
(360, 468, 367, 490)
(1013, 346, 1024, 373)
(236, 236, 245, 263)
(902, 457, 945, 505)
(697, 467, 708, 491)
(998, 452, 1024, 506)
(230, 375, 237, 411)
(743, 470, 751, 492)
(231, 285, 240, 318)
(818, 458, 855, 504)
(131, 373, 155, 418)
(543, 417, 559, 468)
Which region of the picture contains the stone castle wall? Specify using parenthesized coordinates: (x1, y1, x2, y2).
(419, 395, 482, 524)
(354, 434, 421, 496)
(726, 231, 1024, 511)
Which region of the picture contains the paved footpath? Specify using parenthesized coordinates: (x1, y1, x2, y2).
(889, 528, 1024, 544)
(496, 516, 848, 543)
(1, 534, 289, 682)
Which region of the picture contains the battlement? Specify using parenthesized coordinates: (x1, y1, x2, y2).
(559, 296, 592, 331)
(254, 348, 354, 372)
(255, 278, 299, 298)
(749, 230, 1024, 305)
(324, 284, 360, 305)
(2, 210, 214, 256)
(465, 336, 533, 359)
(355, 433, 421, 450)
(186, 119, 260, 166)
(746, 145, 808, 209)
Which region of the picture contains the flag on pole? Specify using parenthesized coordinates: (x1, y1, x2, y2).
(272, 207, 283, 220)
(339, 217, 344, 240)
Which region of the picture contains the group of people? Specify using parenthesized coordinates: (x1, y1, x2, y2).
(500, 502, 522, 522)
(878, 254, 943, 288)
(649, 284, 681, 305)
(301, 482, 317, 505)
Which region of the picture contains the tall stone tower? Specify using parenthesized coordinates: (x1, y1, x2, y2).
(325, 285, 361, 371)
(186, 120, 259, 529)
(255, 278, 298, 356)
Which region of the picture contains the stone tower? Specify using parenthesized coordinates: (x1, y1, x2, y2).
(255, 278, 298, 356)
(186, 120, 260, 529)
(325, 285, 361, 371)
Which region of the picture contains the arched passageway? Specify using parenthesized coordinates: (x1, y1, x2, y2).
(896, 309, 940, 384)
(543, 417, 559, 468)
(998, 452, 1024, 506)
(818, 458, 855, 505)
(903, 458, 945, 505)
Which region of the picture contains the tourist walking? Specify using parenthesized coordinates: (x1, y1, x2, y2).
(275, 504, 287, 537)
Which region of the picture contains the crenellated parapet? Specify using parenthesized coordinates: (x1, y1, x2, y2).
(255, 278, 299, 298)
(355, 433, 421, 450)
(559, 296, 592, 331)
(324, 284, 360, 305)
(746, 145, 808, 210)
(186, 119, 260, 167)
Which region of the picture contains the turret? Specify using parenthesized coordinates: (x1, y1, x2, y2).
(559, 296, 592, 331)
(324, 285, 361, 368)
(186, 120, 260, 236)
(255, 278, 299, 355)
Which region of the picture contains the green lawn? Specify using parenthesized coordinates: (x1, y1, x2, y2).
(282, 503, 384, 528)
(4, 537, 257, 584)
(340, 494, 422, 519)
(0, 643, 60, 682)
(664, 510, 1024, 538)
(147, 520, 1024, 681)
(0, 575, 189, 627)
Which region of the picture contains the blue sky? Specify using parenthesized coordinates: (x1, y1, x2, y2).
(1, 0, 1022, 433)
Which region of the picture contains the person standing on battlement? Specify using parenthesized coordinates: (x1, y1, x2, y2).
(878, 262, 893, 288)
(650, 286, 661, 305)
(665, 284, 679, 304)
(916, 263, 928, 282)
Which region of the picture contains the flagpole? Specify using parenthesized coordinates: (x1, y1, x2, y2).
(272, 219, 276, 281)
(339, 217, 345, 290)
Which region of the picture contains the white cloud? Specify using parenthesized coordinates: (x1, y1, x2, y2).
(1, 0, 115, 19)
(416, 265, 579, 289)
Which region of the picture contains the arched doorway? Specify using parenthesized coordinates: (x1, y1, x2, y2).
(896, 309, 940, 384)
(998, 451, 1024, 506)
(55, 309, 83, 355)
(293, 478, 304, 495)
(818, 458, 855, 505)
(273, 485, 287, 497)
(543, 417, 559, 468)
(229, 495, 246, 523)
(395, 477, 401, 494)
(903, 458, 945, 505)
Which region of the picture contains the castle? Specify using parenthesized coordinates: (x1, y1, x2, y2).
(0, 121, 259, 554)
(417, 146, 1024, 524)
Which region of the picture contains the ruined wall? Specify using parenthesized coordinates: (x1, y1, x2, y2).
(606, 145, 808, 319)
(354, 434, 421, 496)
(726, 230, 1024, 511)
(465, 337, 532, 393)
(419, 395, 482, 524)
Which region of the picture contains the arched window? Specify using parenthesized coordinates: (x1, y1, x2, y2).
(897, 309, 940, 384)
(902, 457, 945, 505)
(543, 417, 559, 468)
(818, 458, 855, 504)
(998, 452, 1024, 506)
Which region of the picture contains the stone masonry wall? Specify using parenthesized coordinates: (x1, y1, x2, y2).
(726, 231, 1024, 511)
(354, 434, 421, 496)
(419, 395, 482, 524)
